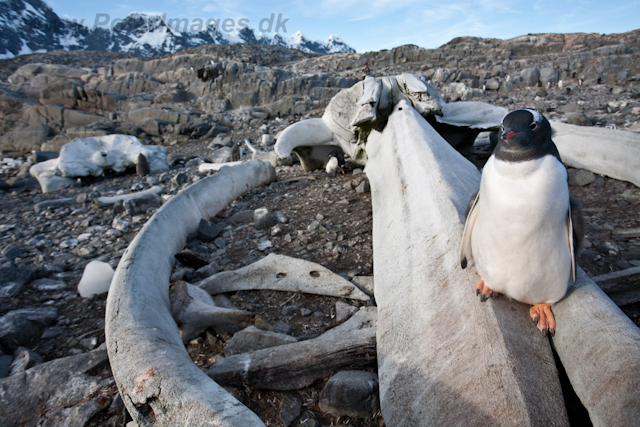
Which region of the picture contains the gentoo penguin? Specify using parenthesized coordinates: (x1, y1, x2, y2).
(324, 149, 345, 177)
(460, 109, 583, 335)
(229, 142, 242, 162)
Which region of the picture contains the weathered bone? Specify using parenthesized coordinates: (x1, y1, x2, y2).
(93, 185, 163, 207)
(105, 160, 276, 427)
(206, 307, 377, 390)
(551, 269, 640, 426)
(366, 100, 569, 425)
(170, 281, 253, 343)
(197, 253, 370, 301)
(551, 121, 640, 187)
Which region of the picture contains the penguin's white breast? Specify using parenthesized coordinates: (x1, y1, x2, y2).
(471, 155, 571, 304)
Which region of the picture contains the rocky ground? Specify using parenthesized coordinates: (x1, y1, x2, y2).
(1, 32, 640, 426)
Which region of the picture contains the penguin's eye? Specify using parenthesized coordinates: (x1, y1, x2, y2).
(530, 123, 538, 130)
(500, 125, 504, 132)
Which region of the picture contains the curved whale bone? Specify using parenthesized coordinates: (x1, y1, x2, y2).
(105, 160, 276, 427)
(551, 120, 640, 187)
(196, 253, 371, 302)
(366, 99, 569, 425)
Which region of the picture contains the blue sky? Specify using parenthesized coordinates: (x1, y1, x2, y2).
(47, 0, 640, 53)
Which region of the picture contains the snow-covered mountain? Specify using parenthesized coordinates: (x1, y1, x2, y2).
(0, 0, 356, 59)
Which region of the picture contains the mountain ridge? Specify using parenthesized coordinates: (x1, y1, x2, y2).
(0, 0, 356, 59)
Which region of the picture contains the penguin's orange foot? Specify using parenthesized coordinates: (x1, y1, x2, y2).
(530, 303, 556, 336)
(475, 279, 498, 302)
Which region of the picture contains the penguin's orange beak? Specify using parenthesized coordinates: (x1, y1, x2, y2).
(502, 130, 517, 140)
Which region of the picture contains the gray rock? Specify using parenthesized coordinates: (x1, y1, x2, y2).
(335, 302, 359, 323)
(279, 393, 302, 426)
(1, 244, 26, 260)
(30, 278, 67, 291)
(41, 326, 64, 339)
(34, 198, 76, 214)
(0, 349, 110, 427)
(318, 370, 380, 418)
(123, 192, 161, 215)
(540, 67, 559, 85)
(568, 169, 597, 187)
(197, 219, 223, 242)
(195, 261, 221, 279)
(307, 220, 320, 232)
(254, 207, 273, 229)
(272, 211, 288, 224)
(566, 112, 592, 127)
(355, 180, 370, 194)
(224, 326, 297, 356)
(484, 78, 500, 91)
(0, 354, 12, 378)
(0, 307, 58, 352)
(520, 68, 540, 87)
(226, 209, 252, 224)
(0, 267, 33, 298)
(9, 347, 44, 375)
(272, 321, 293, 335)
(172, 172, 189, 186)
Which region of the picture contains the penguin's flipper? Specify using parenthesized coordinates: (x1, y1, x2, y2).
(566, 208, 576, 284)
(460, 191, 480, 269)
(566, 195, 585, 284)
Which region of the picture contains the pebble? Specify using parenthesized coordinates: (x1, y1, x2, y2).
(279, 393, 302, 427)
(254, 207, 273, 229)
(197, 219, 223, 242)
(568, 169, 597, 187)
(318, 370, 380, 418)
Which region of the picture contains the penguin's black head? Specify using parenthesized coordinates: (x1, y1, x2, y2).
(495, 109, 560, 162)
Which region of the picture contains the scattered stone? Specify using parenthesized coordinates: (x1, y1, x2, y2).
(77, 260, 114, 298)
(9, 347, 44, 376)
(300, 308, 312, 317)
(1, 244, 26, 260)
(307, 220, 320, 232)
(0, 307, 58, 352)
(112, 218, 130, 232)
(254, 207, 273, 229)
(41, 326, 64, 339)
(257, 239, 273, 251)
(279, 393, 302, 426)
(197, 219, 223, 242)
(0, 267, 33, 298)
(355, 180, 370, 194)
(30, 278, 67, 291)
(568, 169, 597, 187)
(33, 197, 76, 213)
(318, 370, 380, 418)
(0, 349, 110, 427)
(175, 250, 209, 269)
(0, 353, 12, 378)
(228, 209, 254, 224)
(272, 211, 288, 224)
(335, 301, 359, 323)
(272, 321, 293, 335)
(172, 172, 189, 186)
(566, 112, 592, 127)
(223, 325, 298, 356)
(123, 192, 160, 215)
